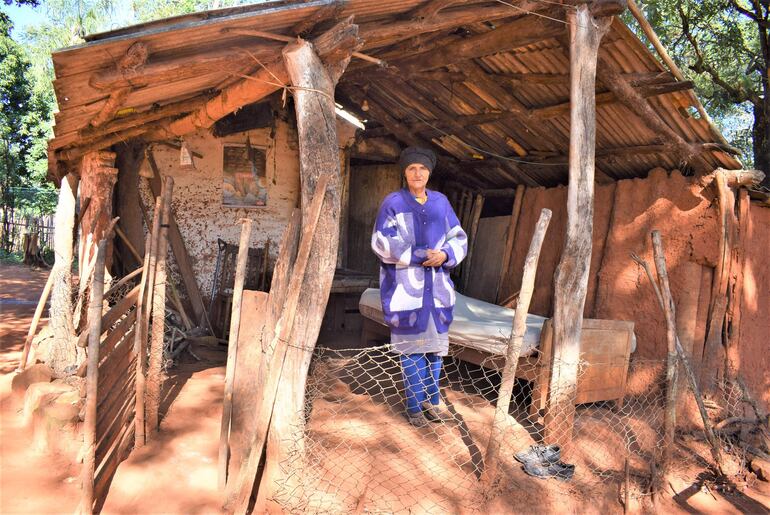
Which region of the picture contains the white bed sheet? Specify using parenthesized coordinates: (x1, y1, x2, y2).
(359, 288, 546, 357)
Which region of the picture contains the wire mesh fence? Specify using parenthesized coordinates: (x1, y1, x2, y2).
(262, 342, 763, 514)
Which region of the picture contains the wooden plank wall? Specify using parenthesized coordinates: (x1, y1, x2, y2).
(346, 164, 401, 274)
(464, 216, 508, 302)
(92, 287, 140, 508)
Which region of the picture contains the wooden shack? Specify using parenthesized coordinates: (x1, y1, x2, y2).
(35, 0, 770, 512)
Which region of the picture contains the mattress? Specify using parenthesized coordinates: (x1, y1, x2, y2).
(359, 288, 547, 358)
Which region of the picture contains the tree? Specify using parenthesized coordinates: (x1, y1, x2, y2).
(641, 0, 769, 187)
(0, 14, 53, 249)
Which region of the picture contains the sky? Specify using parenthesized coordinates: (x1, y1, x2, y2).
(4, 2, 46, 33)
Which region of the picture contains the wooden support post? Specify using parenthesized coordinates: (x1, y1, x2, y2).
(461, 193, 484, 292)
(145, 178, 173, 435)
(19, 270, 54, 370)
(483, 208, 552, 484)
(544, 5, 611, 449)
(48, 173, 79, 378)
(133, 198, 161, 448)
(79, 151, 118, 274)
(80, 239, 107, 515)
(219, 218, 252, 490)
(651, 231, 681, 483)
(496, 184, 525, 304)
(255, 27, 353, 512)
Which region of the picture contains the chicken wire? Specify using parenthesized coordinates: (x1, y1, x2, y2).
(264, 342, 763, 514)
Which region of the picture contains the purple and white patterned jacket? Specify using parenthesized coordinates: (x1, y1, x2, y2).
(371, 188, 468, 335)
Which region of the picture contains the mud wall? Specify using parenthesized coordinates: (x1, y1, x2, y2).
(495, 169, 769, 409)
(137, 116, 356, 302)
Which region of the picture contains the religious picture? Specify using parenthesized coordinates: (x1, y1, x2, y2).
(222, 140, 268, 207)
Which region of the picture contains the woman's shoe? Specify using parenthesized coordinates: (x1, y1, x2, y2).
(421, 400, 454, 423)
(406, 411, 430, 428)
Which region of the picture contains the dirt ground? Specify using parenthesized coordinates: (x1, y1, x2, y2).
(1, 261, 769, 514)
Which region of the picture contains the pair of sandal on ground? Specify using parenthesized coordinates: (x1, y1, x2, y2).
(406, 400, 454, 427)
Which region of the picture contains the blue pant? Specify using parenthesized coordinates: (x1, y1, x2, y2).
(400, 353, 442, 414)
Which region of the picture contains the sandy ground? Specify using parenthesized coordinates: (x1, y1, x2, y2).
(1, 261, 769, 514)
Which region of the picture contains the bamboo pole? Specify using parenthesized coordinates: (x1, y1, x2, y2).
(19, 270, 54, 370)
(145, 178, 173, 435)
(80, 239, 108, 515)
(218, 218, 252, 491)
(482, 208, 552, 485)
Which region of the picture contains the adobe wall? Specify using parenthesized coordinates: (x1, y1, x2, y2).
(138, 116, 356, 302)
(496, 168, 769, 408)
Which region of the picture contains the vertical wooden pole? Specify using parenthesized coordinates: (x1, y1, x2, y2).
(219, 218, 253, 490)
(496, 184, 526, 304)
(49, 173, 79, 378)
(133, 198, 161, 449)
(544, 5, 611, 449)
(483, 208, 552, 484)
(461, 193, 484, 292)
(80, 239, 107, 515)
(651, 231, 680, 482)
(145, 177, 173, 434)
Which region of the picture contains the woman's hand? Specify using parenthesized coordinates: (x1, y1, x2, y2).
(422, 249, 447, 267)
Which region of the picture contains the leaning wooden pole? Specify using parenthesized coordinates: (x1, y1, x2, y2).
(19, 270, 55, 370)
(496, 184, 525, 304)
(80, 239, 108, 515)
(218, 218, 252, 491)
(651, 231, 681, 483)
(544, 4, 612, 449)
(483, 208, 552, 484)
(145, 177, 173, 435)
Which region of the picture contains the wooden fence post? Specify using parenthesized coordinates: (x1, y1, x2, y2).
(544, 4, 612, 449)
(218, 218, 252, 490)
(80, 239, 108, 514)
(483, 208, 552, 484)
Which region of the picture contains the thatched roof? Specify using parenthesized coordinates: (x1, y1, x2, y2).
(48, 0, 742, 188)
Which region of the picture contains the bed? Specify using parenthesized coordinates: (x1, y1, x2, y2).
(359, 288, 636, 417)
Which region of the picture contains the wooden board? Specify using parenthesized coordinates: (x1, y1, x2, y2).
(227, 289, 269, 483)
(464, 216, 509, 302)
(347, 164, 401, 274)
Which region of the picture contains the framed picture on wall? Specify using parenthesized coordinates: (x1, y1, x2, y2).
(222, 140, 268, 207)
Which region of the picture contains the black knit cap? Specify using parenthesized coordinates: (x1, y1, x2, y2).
(398, 146, 437, 173)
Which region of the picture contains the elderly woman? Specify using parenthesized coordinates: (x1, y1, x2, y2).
(371, 147, 468, 427)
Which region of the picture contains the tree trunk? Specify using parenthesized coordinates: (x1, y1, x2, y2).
(256, 36, 350, 512)
(544, 5, 611, 449)
(48, 173, 79, 377)
(752, 102, 770, 188)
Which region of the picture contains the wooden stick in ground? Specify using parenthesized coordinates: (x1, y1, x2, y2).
(145, 177, 173, 435)
(80, 239, 108, 515)
(482, 208, 552, 485)
(633, 250, 726, 475)
(624, 457, 631, 514)
(226, 174, 330, 514)
(19, 270, 54, 370)
(218, 218, 253, 491)
(133, 201, 161, 448)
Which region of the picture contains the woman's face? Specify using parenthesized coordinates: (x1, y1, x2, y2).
(404, 163, 430, 190)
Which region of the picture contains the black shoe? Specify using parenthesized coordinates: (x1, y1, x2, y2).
(514, 444, 561, 467)
(522, 460, 575, 482)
